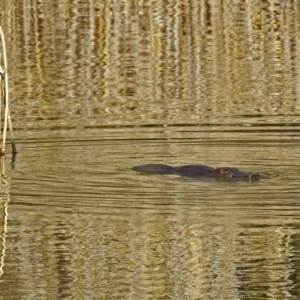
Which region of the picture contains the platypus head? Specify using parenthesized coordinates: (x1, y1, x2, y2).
(214, 167, 260, 179)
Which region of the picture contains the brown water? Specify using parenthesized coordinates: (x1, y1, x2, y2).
(1, 1, 300, 299)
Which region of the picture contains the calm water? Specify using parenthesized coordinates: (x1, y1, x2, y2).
(1, 0, 300, 299)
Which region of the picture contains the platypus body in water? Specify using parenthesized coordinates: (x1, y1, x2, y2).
(132, 164, 261, 180)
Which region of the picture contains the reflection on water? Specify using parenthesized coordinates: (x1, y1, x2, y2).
(0, 0, 300, 299)
(1, 126, 300, 299)
(0, 0, 299, 128)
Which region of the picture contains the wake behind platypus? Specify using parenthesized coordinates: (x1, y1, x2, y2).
(132, 164, 261, 180)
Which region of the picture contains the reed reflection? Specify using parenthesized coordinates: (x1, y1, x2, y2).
(0, 0, 298, 126)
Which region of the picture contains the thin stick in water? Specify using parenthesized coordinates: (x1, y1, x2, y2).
(0, 26, 17, 155)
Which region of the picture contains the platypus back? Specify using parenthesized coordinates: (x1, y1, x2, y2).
(132, 164, 175, 174)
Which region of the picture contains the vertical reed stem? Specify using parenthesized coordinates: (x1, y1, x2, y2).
(0, 26, 17, 155)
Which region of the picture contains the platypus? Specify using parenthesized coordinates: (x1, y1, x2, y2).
(132, 164, 261, 179)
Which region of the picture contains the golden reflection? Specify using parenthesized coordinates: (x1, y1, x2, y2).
(0, 155, 15, 278)
(0, 0, 299, 299)
(0, 0, 298, 125)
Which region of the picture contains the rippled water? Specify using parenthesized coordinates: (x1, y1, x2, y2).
(1, 0, 300, 299)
